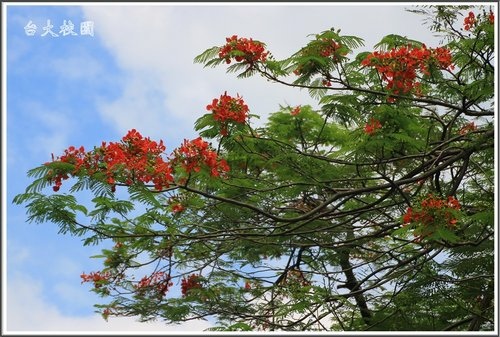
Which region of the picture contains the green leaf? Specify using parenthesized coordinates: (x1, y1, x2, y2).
(373, 34, 423, 50)
(392, 225, 412, 238)
(128, 185, 162, 208)
(193, 46, 221, 66)
(226, 322, 254, 331)
(435, 227, 459, 243)
(194, 113, 215, 132)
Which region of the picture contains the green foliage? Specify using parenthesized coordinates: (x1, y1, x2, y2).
(373, 34, 424, 50)
(193, 46, 223, 67)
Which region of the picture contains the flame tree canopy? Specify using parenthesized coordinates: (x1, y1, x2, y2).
(14, 5, 495, 331)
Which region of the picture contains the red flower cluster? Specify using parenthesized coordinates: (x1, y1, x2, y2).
(135, 271, 173, 297)
(292, 37, 345, 86)
(318, 38, 346, 62)
(206, 92, 249, 135)
(47, 129, 173, 192)
(218, 35, 268, 64)
(80, 271, 111, 288)
(102, 307, 114, 321)
(464, 11, 477, 31)
(464, 10, 494, 30)
(173, 137, 230, 177)
(181, 274, 202, 297)
(279, 268, 310, 287)
(459, 121, 477, 135)
(100, 129, 173, 191)
(46, 130, 231, 192)
(167, 195, 187, 214)
(290, 105, 301, 116)
(171, 203, 185, 213)
(361, 45, 454, 99)
(403, 195, 461, 241)
(47, 145, 86, 191)
(364, 118, 382, 135)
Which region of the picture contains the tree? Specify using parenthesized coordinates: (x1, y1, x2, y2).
(13, 5, 495, 331)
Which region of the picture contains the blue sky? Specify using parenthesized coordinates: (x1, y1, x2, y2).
(3, 2, 495, 334)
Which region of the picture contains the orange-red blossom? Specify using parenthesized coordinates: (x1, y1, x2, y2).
(135, 271, 173, 297)
(362, 44, 454, 100)
(364, 118, 382, 135)
(80, 271, 111, 288)
(219, 35, 268, 64)
(181, 274, 202, 297)
(46, 129, 230, 192)
(206, 92, 249, 135)
(403, 194, 461, 241)
(464, 10, 494, 31)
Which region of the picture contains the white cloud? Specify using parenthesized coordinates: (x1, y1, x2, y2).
(96, 74, 178, 140)
(6, 272, 213, 333)
(81, 4, 441, 143)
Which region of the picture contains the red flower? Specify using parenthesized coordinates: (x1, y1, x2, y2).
(181, 274, 202, 297)
(102, 308, 112, 321)
(290, 106, 301, 116)
(172, 137, 230, 178)
(364, 118, 382, 135)
(218, 35, 268, 65)
(402, 194, 461, 241)
(459, 121, 477, 135)
(46, 129, 231, 193)
(362, 44, 454, 99)
(464, 11, 476, 31)
(206, 92, 249, 129)
(446, 196, 461, 210)
(80, 271, 111, 288)
(318, 39, 345, 62)
(135, 271, 173, 297)
(172, 203, 184, 214)
(47, 130, 175, 192)
(403, 207, 413, 224)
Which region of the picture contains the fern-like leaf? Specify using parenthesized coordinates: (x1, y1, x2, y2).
(193, 46, 221, 66)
